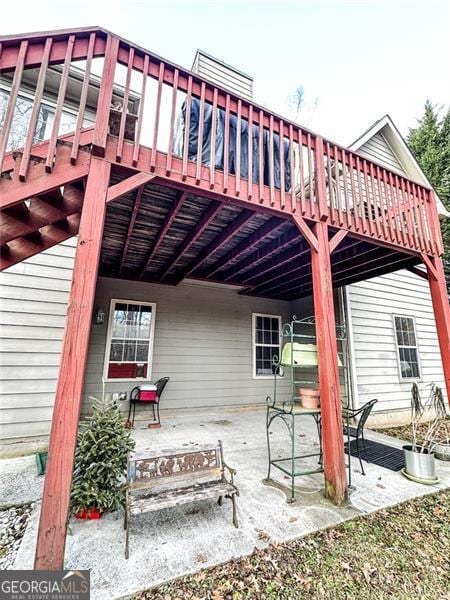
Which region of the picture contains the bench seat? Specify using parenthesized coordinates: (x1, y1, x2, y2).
(130, 480, 236, 514)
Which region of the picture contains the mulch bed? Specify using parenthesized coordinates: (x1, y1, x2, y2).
(133, 490, 450, 600)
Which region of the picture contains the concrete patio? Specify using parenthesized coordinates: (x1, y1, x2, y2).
(6, 405, 450, 600)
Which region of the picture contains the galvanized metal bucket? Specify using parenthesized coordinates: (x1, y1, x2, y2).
(403, 445, 436, 480)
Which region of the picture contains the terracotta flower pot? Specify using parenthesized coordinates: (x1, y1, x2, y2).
(75, 508, 103, 520)
(298, 387, 320, 409)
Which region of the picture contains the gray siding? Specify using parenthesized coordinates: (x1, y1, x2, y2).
(347, 270, 446, 413)
(0, 239, 76, 441)
(356, 131, 405, 174)
(82, 278, 294, 416)
(192, 51, 253, 99)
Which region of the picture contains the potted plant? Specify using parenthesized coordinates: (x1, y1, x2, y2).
(403, 383, 446, 482)
(71, 397, 135, 519)
(430, 395, 450, 461)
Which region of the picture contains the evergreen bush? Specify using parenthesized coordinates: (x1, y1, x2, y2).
(70, 397, 135, 514)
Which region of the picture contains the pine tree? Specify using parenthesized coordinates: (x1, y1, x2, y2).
(407, 101, 450, 290)
(70, 397, 135, 514)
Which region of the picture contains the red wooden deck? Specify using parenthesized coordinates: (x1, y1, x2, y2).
(0, 27, 449, 571)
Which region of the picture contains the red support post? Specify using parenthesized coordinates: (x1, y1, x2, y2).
(34, 158, 111, 570)
(310, 221, 348, 504)
(426, 256, 450, 407)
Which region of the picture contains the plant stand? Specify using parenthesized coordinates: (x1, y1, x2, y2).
(265, 401, 323, 502)
(264, 315, 353, 502)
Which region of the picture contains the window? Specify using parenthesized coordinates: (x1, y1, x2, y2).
(393, 315, 421, 380)
(0, 88, 79, 153)
(104, 300, 156, 380)
(252, 313, 281, 378)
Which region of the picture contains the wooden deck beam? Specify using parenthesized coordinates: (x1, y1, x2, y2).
(34, 158, 111, 570)
(158, 200, 222, 281)
(173, 209, 255, 283)
(310, 221, 348, 504)
(426, 256, 450, 406)
(198, 216, 284, 279)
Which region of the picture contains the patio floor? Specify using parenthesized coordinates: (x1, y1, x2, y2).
(8, 405, 450, 600)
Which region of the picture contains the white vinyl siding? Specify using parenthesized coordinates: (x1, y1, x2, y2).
(356, 131, 406, 175)
(0, 239, 76, 441)
(192, 51, 253, 99)
(346, 270, 446, 412)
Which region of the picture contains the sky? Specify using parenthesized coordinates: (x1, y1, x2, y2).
(2, 0, 449, 146)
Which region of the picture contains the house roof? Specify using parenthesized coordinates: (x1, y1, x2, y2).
(349, 114, 449, 218)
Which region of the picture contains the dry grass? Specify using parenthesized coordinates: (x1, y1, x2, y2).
(134, 490, 450, 600)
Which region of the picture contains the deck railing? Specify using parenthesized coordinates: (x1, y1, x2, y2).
(0, 28, 443, 257)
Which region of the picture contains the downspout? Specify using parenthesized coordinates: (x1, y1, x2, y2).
(341, 286, 359, 410)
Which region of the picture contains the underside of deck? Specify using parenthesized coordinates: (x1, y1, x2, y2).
(100, 168, 422, 300)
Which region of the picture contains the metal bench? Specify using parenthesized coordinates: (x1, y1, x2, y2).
(124, 441, 239, 558)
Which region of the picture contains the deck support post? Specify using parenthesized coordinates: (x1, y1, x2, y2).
(426, 255, 450, 406)
(34, 158, 111, 570)
(310, 221, 348, 504)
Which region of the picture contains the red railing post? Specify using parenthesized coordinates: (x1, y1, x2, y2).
(92, 34, 119, 156)
(314, 136, 328, 221)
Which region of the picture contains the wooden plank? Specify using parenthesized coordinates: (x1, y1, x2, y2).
(34, 158, 111, 570)
(139, 191, 187, 277)
(92, 34, 119, 155)
(18, 38, 53, 180)
(0, 40, 28, 170)
(0, 145, 90, 209)
(133, 54, 149, 167)
(71, 33, 96, 164)
(106, 172, 154, 203)
(0, 214, 80, 271)
(1, 185, 83, 243)
(329, 229, 348, 254)
(311, 221, 348, 505)
(150, 61, 164, 171)
(45, 35, 75, 172)
(158, 200, 222, 281)
(175, 208, 255, 281)
(119, 185, 145, 274)
(195, 82, 206, 184)
(165, 66, 179, 175)
(292, 214, 318, 252)
(426, 256, 450, 407)
(200, 216, 284, 278)
(116, 47, 135, 163)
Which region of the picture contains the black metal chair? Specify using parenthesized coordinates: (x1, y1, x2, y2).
(343, 398, 378, 475)
(128, 377, 170, 428)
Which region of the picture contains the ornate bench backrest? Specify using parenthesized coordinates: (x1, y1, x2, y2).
(128, 443, 224, 491)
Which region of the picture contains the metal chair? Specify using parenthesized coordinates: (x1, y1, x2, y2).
(343, 398, 378, 475)
(128, 377, 170, 428)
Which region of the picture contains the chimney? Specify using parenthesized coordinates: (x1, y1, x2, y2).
(191, 50, 253, 100)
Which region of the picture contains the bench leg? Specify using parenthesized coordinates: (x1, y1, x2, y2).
(217, 496, 223, 507)
(124, 504, 130, 559)
(230, 494, 238, 528)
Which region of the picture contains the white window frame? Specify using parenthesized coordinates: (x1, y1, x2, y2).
(252, 313, 282, 379)
(392, 314, 422, 382)
(103, 299, 157, 383)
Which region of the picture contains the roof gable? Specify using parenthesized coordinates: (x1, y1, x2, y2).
(350, 115, 448, 217)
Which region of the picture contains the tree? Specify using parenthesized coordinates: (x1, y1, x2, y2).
(407, 101, 450, 291)
(70, 397, 135, 514)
